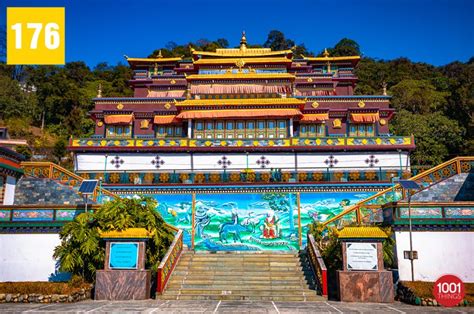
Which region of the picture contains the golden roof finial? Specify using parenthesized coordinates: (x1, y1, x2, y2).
(323, 48, 330, 58)
(97, 83, 102, 98)
(157, 50, 163, 58)
(189, 46, 195, 53)
(153, 63, 158, 76)
(240, 31, 247, 51)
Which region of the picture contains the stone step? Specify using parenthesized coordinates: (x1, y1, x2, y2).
(163, 288, 317, 297)
(185, 266, 303, 272)
(186, 261, 300, 266)
(161, 251, 323, 302)
(169, 274, 307, 285)
(159, 294, 324, 301)
(168, 283, 308, 290)
(189, 256, 298, 261)
(169, 277, 308, 284)
(171, 270, 305, 277)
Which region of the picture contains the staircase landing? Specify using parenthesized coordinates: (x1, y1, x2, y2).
(160, 251, 324, 301)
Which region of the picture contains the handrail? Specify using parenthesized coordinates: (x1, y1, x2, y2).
(307, 233, 328, 297)
(21, 161, 118, 200)
(0, 205, 101, 223)
(323, 156, 474, 227)
(157, 229, 183, 294)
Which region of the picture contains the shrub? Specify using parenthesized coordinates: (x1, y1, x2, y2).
(53, 196, 175, 283)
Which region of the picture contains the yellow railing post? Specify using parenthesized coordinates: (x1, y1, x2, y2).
(191, 193, 196, 250)
(455, 157, 462, 174)
(297, 192, 302, 248)
(355, 206, 362, 225)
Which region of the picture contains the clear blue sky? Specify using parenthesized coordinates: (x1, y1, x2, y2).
(2, 0, 473, 67)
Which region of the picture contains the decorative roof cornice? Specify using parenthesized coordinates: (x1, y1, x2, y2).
(194, 57, 292, 65)
(175, 98, 305, 107)
(186, 73, 295, 80)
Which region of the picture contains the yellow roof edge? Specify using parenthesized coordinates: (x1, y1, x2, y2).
(304, 56, 361, 62)
(193, 49, 292, 57)
(127, 57, 182, 63)
(99, 227, 154, 239)
(338, 226, 388, 239)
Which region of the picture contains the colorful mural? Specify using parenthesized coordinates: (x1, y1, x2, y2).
(126, 191, 377, 251)
(299, 192, 375, 246)
(193, 193, 299, 251)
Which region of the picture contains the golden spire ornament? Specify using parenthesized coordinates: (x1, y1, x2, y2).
(240, 31, 247, 51)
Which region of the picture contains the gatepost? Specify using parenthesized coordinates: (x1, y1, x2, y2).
(95, 228, 152, 300)
(337, 227, 394, 303)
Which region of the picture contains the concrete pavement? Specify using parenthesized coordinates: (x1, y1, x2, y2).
(0, 300, 472, 313)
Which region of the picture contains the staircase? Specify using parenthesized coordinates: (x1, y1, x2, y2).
(411, 173, 474, 202)
(160, 251, 324, 301)
(14, 177, 85, 205)
(323, 157, 474, 226)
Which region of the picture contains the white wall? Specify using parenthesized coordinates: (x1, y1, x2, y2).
(3, 176, 16, 205)
(395, 231, 474, 283)
(0, 233, 69, 282)
(76, 152, 410, 173)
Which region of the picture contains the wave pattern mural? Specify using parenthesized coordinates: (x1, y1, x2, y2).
(124, 191, 376, 251)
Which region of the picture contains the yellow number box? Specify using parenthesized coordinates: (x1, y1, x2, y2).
(7, 7, 65, 65)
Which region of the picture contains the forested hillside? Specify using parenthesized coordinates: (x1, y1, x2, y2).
(0, 30, 472, 166)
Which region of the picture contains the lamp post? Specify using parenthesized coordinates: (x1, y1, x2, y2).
(99, 154, 108, 204)
(399, 180, 420, 282)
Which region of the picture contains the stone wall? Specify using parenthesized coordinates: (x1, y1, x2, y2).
(0, 287, 92, 303)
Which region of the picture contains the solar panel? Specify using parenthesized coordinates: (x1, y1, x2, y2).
(79, 180, 98, 194)
(399, 180, 420, 190)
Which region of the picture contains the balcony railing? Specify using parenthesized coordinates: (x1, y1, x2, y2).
(76, 166, 424, 185)
(383, 202, 474, 225)
(69, 135, 414, 151)
(0, 205, 100, 226)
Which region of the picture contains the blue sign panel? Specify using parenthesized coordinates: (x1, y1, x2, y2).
(109, 242, 139, 269)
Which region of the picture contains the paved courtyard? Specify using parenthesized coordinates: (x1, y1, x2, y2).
(0, 300, 472, 313)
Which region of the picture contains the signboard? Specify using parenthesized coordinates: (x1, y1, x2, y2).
(346, 242, 378, 271)
(109, 242, 139, 269)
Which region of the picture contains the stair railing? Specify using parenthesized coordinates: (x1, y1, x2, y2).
(323, 156, 474, 227)
(157, 229, 183, 294)
(21, 161, 118, 201)
(307, 233, 328, 297)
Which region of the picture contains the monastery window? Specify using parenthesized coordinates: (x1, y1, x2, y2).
(299, 124, 325, 137)
(196, 122, 204, 131)
(106, 125, 132, 138)
(349, 124, 375, 137)
(155, 125, 182, 138)
(192, 119, 291, 139)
